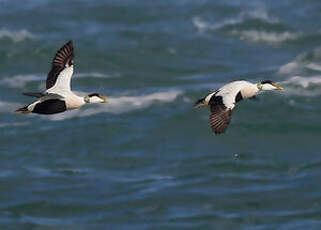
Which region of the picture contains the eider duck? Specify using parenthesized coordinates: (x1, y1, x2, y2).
(194, 80, 283, 134)
(15, 40, 108, 115)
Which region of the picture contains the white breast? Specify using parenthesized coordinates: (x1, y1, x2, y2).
(64, 93, 85, 110)
(240, 83, 259, 99)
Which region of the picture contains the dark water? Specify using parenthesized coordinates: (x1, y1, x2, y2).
(0, 1, 321, 229)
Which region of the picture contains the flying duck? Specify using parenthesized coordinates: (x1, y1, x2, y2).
(194, 80, 283, 134)
(15, 40, 108, 115)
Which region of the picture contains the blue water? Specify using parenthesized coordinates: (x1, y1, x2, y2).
(0, 1, 321, 229)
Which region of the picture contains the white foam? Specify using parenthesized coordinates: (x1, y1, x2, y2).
(193, 7, 278, 32)
(193, 17, 210, 32)
(278, 48, 321, 75)
(279, 61, 301, 75)
(74, 72, 120, 79)
(0, 100, 21, 112)
(193, 8, 295, 45)
(0, 122, 29, 128)
(306, 63, 321, 72)
(282, 76, 321, 88)
(193, 17, 242, 31)
(0, 72, 115, 88)
(244, 6, 279, 23)
(281, 76, 321, 96)
(279, 61, 319, 76)
(0, 28, 35, 42)
(0, 74, 43, 88)
(229, 30, 299, 43)
(46, 90, 182, 121)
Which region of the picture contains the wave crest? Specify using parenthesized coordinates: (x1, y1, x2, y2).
(0, 72, 117, 88)
(193, 7, 301, 44)
(0, 100, 21, 112)
(0, 122, 29, 128)
(46, 90, 182, 121)
(0, 74, 42, 88)
(229, 30, 299, 43)
(193, 7, 279, 32)
(279, 48, 321, 75)
(281, 76, 321, 96)
(0, 28, 35, 42)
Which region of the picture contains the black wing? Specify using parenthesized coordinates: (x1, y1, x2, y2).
(209, 96, 232, 134)
(46, 40, 74, 89)
(23, 92, 46, 98)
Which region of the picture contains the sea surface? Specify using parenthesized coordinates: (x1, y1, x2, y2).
(0, 0, 321, 229)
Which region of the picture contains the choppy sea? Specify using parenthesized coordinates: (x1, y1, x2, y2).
(0, 0, 321, 229)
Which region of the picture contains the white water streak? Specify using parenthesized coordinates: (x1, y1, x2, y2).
(279, 48, 321, 75)
(0, 28, 35, 42)
(0, 72, 117, 88)
(0, 74, 43, 88)
(0, 100, 21, 112)
(281, 76, 321, 96)
(229, 30, 300, 43)
(193, 7, 299, 44)
(193, 7, 279, 31)
(0, 122, 29, 128)
(46, 90, 182, 121)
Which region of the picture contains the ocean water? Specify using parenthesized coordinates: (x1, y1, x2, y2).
(0, 0, 321, 229)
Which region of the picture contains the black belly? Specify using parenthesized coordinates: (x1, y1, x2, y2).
(33, 99, 67, 114)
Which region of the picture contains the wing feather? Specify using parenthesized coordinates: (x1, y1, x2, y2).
(208, 96, 233, 134)
(46, 40, 74, 90)
(23, 92, 46, 98)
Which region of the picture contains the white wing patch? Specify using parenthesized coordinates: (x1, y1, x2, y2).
(46, 65, 73, 95)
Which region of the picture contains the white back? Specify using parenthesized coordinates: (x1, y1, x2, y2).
(216, 81, 249, 109)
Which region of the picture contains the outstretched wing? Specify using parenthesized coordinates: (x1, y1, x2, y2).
(208, 96, 233, 134)
(46, 40, 74, 93)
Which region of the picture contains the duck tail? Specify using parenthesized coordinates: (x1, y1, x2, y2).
(194, 97, 206, 108)
(14, 105, 31, 114)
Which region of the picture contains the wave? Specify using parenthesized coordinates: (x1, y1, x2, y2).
(279, 61, 302, 75)
(74, 72, 121, 79)
(0, 122, 29, 129)
(280, 76, 321, 96)
(279, 48, 321, 75)
(192, 7, 304, 44)
(0, 72, 118, 88)
(193, 7, 279, 32)
(45, 90, 182, 121)
(282, 76, 321, 88)
(229, 30, 300, 43)
(278, 53, 321, 96)
(0, 100, 21, 112)
(242, 6, 279, 24)
(192, 17, 240, 32)
(0, 28, 35, 42)
(193, 17, 239, 32)
(0, 74, 43, 88)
